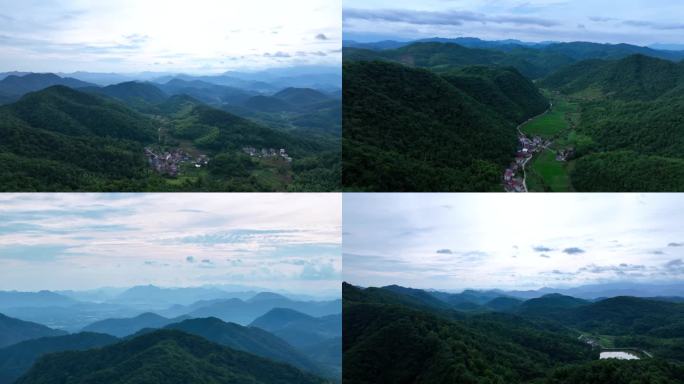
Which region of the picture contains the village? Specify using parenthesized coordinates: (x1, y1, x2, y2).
(503, 134, 550, 192)
(242, 146, 293, 162)
(144, 147, 209, 177)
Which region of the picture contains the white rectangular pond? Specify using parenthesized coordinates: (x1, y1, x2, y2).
(600, 351, 640, 360)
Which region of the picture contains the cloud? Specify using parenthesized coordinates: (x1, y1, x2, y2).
(533, 245, 553, 252)
(436, 249, 453, 254)
(300, 262, 339, 280)
(178, 229, 301, 245)
(563, 247, 585, 254)
(578, 263, 646, 275)
(668, 242, 683, 247)
(0, 244, 74, 262)
(540, 254, 550, 258)
(263, 51, 291, 58)
(315, 33, 329, 40)
(623, 20, 684, 30)
(589, 16, 617, 22)
(664, 259, 684, 274)
(123, 33, 148, 44)
(186, 256, 196, 263)
(343, 8, 560, 28)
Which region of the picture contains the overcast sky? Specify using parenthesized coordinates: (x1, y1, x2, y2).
(344, 0, 684, 46)
(344, 194, 684, 291)
(0, 0, 340, 73)
(0, 194, 341, 295)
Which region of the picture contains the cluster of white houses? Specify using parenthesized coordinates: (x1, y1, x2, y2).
(144, 147, 209, 177)
(242, 147, 292, 162)
(503, 135, 548, 192)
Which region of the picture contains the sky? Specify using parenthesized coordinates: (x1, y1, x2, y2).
(0, 194, 341, 295)
(344, 0, 684, 47)
(0, 0, 341, 73)
(344, 194, 684, 291)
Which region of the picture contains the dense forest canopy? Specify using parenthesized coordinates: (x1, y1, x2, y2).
(0, 75, 341, 192)
(342, 60, 547, 191)
(343, 38, 684, 191)
(343, 283, 684, 384)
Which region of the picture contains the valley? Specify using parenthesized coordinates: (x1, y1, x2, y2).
(343, 38, 684, 192)
(0, 70, 341, 192)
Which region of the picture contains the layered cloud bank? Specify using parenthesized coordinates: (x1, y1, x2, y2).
(0, 194, 341, 293)
(344, 194, 684, 290)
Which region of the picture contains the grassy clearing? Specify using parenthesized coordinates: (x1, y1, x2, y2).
(521, 94, 578, 138)
(527, 150, 573, 192)
(521, 101, 566, 137)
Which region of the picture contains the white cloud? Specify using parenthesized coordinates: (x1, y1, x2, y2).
(0, 0, 341, 73)
(343, 0, 684, 46)
(343, 194, 684, 290)
(0, 193, 341, 292)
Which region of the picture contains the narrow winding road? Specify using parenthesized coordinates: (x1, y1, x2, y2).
(507, 103, 553, 192)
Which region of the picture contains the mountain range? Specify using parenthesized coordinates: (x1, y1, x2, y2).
(0, 314, 67, 348)
(0, 287, 341, 383)
(16, 330, 330, 384)
(0, 72, 340, 192)
(343, 36, 684, 191)
(343, 282, 684, 383)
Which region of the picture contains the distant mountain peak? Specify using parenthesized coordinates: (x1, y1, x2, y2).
(248, 292, 290, 302)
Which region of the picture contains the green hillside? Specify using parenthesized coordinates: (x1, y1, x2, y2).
(0, 85, 340, 191)
(16, 330, 329, 384)
(342, 60, 546, 191)
(343, 43, 574, 79)
(343, 284, 684, 383)
(0, 332, 117, 384)
(539, 54, 684, 191)
(344, 286, 596, 384)
(163, 317, 328, 378)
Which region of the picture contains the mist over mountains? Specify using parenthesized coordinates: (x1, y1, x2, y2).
(0, 285, 342, 383)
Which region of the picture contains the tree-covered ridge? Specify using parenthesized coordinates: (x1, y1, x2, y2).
(540, 54, 684, 100)
(162, 317, 328, 378)
(15, 330, 330, 384)
(343, 42, 573, 79)
(342, 283, 684, 384)
(0, 82, 340, 191)
(0, 332, 118, 384)
(342, 60, 547, 191)
(0, 314, 67, 348)
(343, 40, 684, 79)
(538, 54, 684, 191)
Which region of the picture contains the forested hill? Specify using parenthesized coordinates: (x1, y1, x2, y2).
(343, 283, 684, 383)
(0, 85, 339, 192)
(343, 42, 571, 79)
(16, 330, 329, 384)
(0, 313, 67, 348)
(343, 40, 684, 79)
(342, 60, 547, 191)
(538, 54, 684, 191)
(343, 284, 596, 383)
(540, 54, 684, 100)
